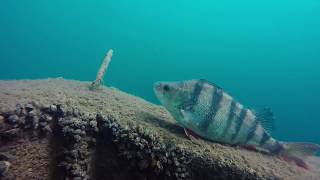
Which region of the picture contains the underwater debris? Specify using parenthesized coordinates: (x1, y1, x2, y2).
(90, 49, 114, 90)
(1, 79, 319, 180)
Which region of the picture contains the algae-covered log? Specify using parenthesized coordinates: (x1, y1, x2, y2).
(0, 78, 319, 180)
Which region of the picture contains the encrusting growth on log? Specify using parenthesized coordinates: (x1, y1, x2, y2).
(90, 49, 114, 90)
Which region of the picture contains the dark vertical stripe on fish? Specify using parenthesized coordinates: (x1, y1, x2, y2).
(259, 132, 271, 146)
(182, 80, 204, 111)
(200, 87, 223, 131)
(191, 80, 204, 106)
(245, 119, 259, 143)
(220, 100, 236, 139)
(230, 108, 248, 142)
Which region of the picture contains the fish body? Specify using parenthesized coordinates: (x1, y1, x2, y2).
(154, 79, 320, 169)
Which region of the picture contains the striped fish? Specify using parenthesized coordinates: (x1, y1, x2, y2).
(154, 79, 320, 169)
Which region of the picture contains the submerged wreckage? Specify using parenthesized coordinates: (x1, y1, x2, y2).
(0, 78, 320, 180)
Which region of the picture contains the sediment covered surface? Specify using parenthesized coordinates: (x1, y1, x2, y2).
(0, 78, 319, 180)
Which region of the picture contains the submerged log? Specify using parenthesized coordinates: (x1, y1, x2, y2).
(0, 78, 319, 180)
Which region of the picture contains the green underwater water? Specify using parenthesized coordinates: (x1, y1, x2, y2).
(0, 0, 319, 145)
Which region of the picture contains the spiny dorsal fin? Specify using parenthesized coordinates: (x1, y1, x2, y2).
(252, 107, 275, 134)
(198, 79, 223, 90)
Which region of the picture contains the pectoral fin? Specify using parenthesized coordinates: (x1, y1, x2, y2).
(180, 109, 205, 145)
(180, 109, 200, 122)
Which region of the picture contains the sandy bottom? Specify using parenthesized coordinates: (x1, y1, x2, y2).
(0, 137, 53, 180)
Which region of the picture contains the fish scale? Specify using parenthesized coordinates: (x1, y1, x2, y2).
(199, 86, 223, 132)
(219, 100, 237, 140)
(222, 102, 244, 143)
(192, 83, 214, 124)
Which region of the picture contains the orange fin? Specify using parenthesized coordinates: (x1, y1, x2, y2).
(241, 144, 259, 152)
(184, 128, 200, 140)
(279, 142, 320, 170)
(280, 155, 309, 170)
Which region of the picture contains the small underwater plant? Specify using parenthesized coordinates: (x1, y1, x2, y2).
(90, 49, 114, 90)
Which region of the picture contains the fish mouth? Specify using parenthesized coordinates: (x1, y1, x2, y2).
(153, 82, 163, 99)
(153, 81, 164, 94)
(153, 81, 161, 90)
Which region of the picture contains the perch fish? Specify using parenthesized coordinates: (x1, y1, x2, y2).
(154, 79, 320, 169)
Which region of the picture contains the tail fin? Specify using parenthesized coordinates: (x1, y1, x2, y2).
(280, 142, 320, 170)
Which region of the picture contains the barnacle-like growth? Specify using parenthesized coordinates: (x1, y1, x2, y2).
(90, 49, 114, 90)
(95, 114, 191, 180)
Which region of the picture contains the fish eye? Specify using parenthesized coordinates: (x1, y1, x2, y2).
(163, 85, 170, 92)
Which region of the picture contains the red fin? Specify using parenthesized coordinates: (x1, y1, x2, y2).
(280, 155, 309, 170)
(183, 128, 205, 145)
(241, 144, 259, 152)
(294, 158, 309, 170)
(279, 142, 320, 170)
(184, 128, 200, 140)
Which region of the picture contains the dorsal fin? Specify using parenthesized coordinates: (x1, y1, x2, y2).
(198, 79, 223, 90)
(252, 107, 275, 134)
